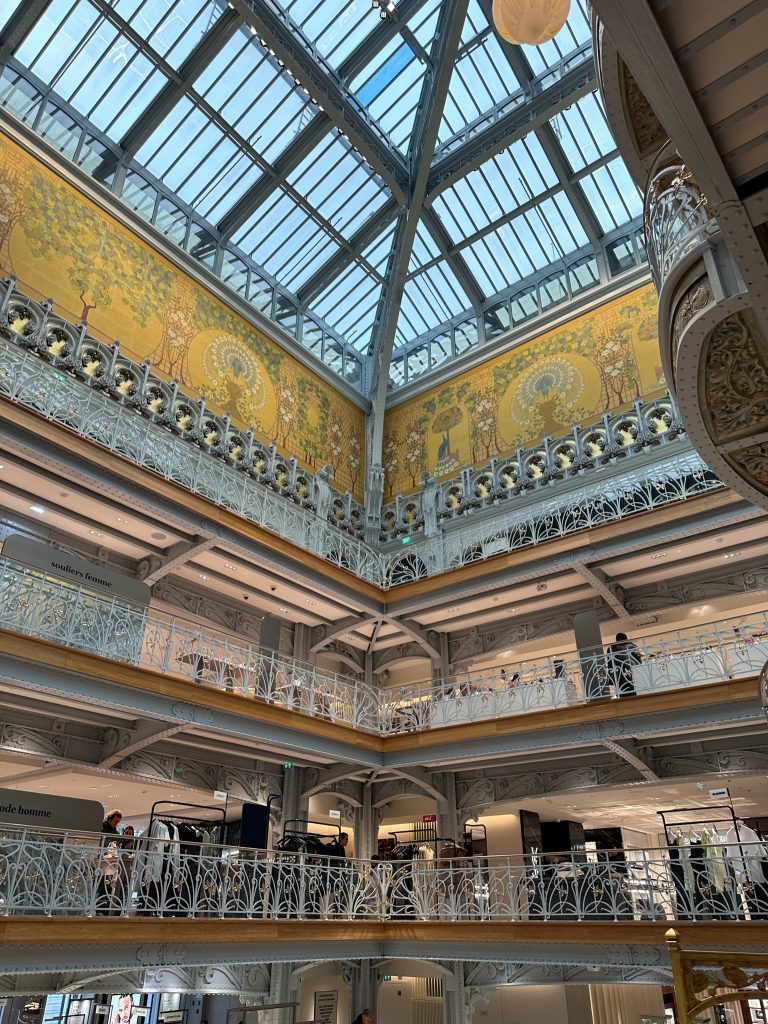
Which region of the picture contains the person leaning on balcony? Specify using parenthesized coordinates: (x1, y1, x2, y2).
(98, 808, 123, 915)
(607, 633, 641, 697)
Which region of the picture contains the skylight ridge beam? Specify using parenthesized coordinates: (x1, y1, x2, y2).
(297, 196, 400, 304)
(231, 0, 409, 204)
(427, 56, 597, 197)
(368, 0, 470, 438)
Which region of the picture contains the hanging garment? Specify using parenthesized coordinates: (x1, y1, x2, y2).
(701, 829, 727, 893)
(725, 824, 767, 884)
(141, 819, 170, 883)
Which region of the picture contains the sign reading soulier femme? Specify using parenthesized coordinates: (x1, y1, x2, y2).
(3, 535, 150, 607)
(0, 786, 104, 833)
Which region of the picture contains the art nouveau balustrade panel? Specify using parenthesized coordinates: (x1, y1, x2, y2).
(1, 826, 766, 925)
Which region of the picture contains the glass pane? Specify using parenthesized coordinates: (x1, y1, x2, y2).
(568, 255, 599, 294)
(221, 251, 250, 297)
(389, 355, 405, 388)
(606, 235, 635, 275)
(275, 294, 299, 336)
(510, 286, 538, 325)
(344, 352, 362, 386)
(407, 344, 429, 380)
(249, 273, 273, 316)
(430, 332, 452, 368)
(77, 134, 118, 185)
(155, 196, 188, 245)
(483, 302, 510, 340)
(324, 338, 343, 374)
(0, 66, 42, 123)
(539, 271, 567, 310)
(123, 169, 157, 220)
(186, 220, 217, 269)
(454, 317, 479, 354)
(302, 318, 324, 357)
(38, 102, 81, 158)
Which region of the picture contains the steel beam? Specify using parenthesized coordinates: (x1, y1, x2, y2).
(296, 196, 400, 304)
(137, 535, 216, 585)
(0, 0, 52, 62)
(420, 207, 485, 309)
(368, 0, 471, 448)
(120, 6, 242, 159)
(427, 57, 597, 197)
(573, 562, 628, 618)
(231, 0, 409, 203)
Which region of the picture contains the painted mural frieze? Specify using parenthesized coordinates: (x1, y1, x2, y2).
(383, 285, 665, 499)
(0, 133, 365, 498)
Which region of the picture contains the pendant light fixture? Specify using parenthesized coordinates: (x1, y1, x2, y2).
(492, 0, 571, 46)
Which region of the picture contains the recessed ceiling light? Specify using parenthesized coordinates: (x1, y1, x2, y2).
(305, 598, 317, 605)
(650, 552, 668, 560)
(447, 606, 460, 612)
(28, 505, 45, 515)
(0, 463, 4, 469)
(89, 529, 103, 537)
(198, 573, 210, 580)
(279, 606, 290, 613)
(224, 562, 237, 570)
(116, 516, 128, 524)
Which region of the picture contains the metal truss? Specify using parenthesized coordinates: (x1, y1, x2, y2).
(368, 0, 472, 464)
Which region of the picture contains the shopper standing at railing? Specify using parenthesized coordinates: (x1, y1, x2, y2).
(607, 633, 641, 697)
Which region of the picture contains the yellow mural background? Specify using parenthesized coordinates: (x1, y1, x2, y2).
(0, 133, 366, 497)
(382, 285, 664, 497)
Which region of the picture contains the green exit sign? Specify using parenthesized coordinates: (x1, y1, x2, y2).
(383, 976, 392, 982)
(283, 761, 294, 769)
(401, 536, 412, 544)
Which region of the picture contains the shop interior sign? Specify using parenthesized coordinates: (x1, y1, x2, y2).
(0, 787, 103, 833)
(3, 535, 150, 607)
(313, 991, 338, 1024)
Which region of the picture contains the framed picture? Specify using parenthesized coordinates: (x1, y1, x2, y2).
(313, 991, 338, 1024)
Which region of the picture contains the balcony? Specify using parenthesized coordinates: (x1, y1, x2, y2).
(642, 143, 768, 513)
(0, 551, 765, 742)
(1, 823, 766, 926)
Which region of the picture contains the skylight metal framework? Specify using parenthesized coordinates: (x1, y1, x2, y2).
(0, 0, 644, 397)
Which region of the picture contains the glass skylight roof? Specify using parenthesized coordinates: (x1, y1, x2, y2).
(0, 0, 646, 393)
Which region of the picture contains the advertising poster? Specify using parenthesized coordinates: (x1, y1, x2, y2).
(109, 997, 148, 1024)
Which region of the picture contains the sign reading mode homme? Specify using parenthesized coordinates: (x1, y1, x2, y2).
(0, 786, 104, 833)
(3, 535, 150, 607)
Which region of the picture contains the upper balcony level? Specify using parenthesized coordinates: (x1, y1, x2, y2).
(0, 277, 727, 593)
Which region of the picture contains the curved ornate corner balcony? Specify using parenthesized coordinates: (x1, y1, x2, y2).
(0, 281, 725, 588)
(1, 552, 765, 737)
(1, 824, 767, 923)
(380, 394, 686, 541)
(644, 147, 768, 512)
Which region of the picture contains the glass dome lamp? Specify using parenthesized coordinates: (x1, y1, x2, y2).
(492, 0, 571, 45)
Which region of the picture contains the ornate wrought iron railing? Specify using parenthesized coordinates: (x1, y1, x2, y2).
(380, 613, 768, 732)
(1, 825, 766, 922)
(644, 143, 713, 289)
(379, 393, 684, 540)
(381, 451, 722, 585)
(0, 553, 382, 732)
(0, 552, 765, 736)
(0, 281, 724, 588)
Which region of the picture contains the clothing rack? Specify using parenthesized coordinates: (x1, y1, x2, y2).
(149, 800, 227, 845)
(282, 818, 341, 841)
(657, 804, 739, 843)
(388, 827, 452, 857)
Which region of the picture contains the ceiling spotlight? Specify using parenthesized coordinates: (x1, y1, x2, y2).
(28, 505, 45, 515)
(198, 573, 210, 580)
(279, 606, 290, 613)
(250, 25, 257, 34)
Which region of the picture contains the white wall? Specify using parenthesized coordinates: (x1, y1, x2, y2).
(378, 979, 414, 1024)
(474, 984, 582, 1024)
(297, 967, 350, 1024)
